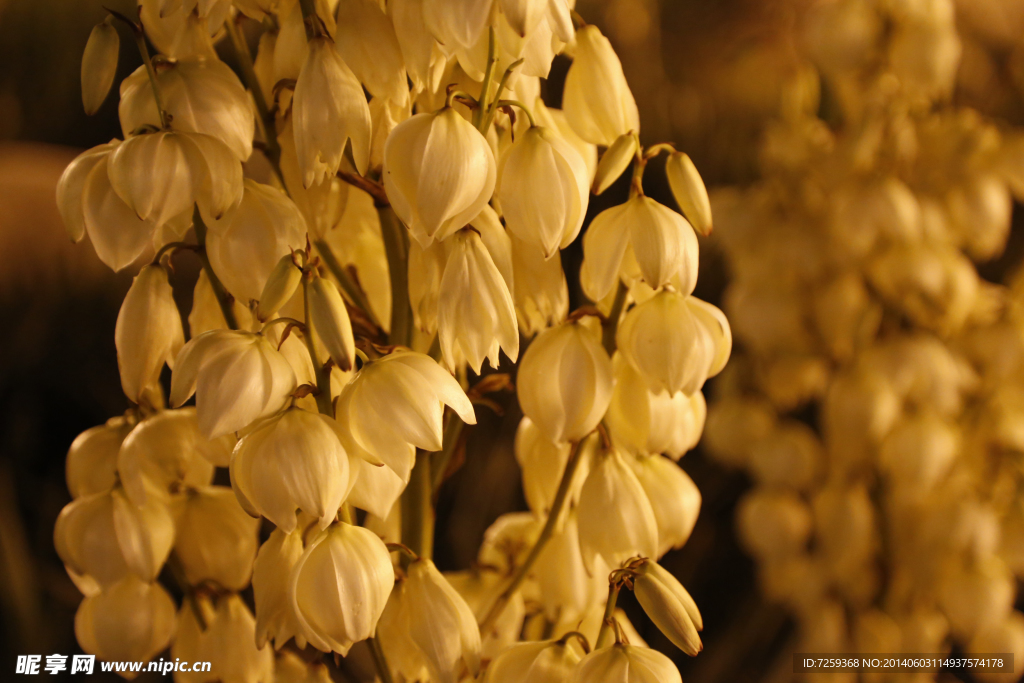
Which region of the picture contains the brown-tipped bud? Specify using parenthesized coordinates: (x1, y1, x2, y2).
(308, 276, 356, 372)
(665, 152, 713, 236)
(634, 560, 704, 656)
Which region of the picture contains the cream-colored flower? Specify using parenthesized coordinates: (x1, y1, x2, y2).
(307, 276, 356, 372)
(231, 407, 352, 533)
(378, 558, 482, 683)
(562, 24, 639, 146)
(497, 126, 590, 258)
(81, 19, 118, 116)
(172, 593, 274, 683)
(633, 559, 702, 655)
(514, 417, 589, 516)
(390, 0, 447, 92)
(423, 0, 493, 55)
(114, 265, 184, 404)
(253, 527, 307, 650)
(289, 523, 395, 655)
(569, 644, 681, 683)
(109, 488, 175, 582)
(138, 0, 223, 60)
(510, 234, 569, 337)
(54, 491, 129, 587)
(484, 639, 581, 683)
(205, 179, 307, 303)
(118, 57, 254, 160)
(65, 417, 132, 498)
(336, 0, 409, 102)
(629, 454, 701, 557)
(445, 568, 526, 659)
(534, 511, 605, 624)
(517, 320, 613, 443)
(617, 290, 731, 397)
(170, 330, 297, 439)
(439, 227, 519, 372)
(383, 107, 496, 246)
(172, 486, 260, 590)
(75, 575, 176, 668)
(293, 36, 372, 186)
(581, 196, 699, 302)
(334, 350, 476, 478)
(347, 455, 408, 520)
(665, 152, 712, 236)
(576, 449, 658, 570)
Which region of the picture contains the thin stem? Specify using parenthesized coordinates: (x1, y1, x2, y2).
(401, 452, 433, 564)
(595, 581, 622, 649)
(495, 99, 537, 128)
(193, 208, 239, 330)
(378, 207, 412, 347)
(314, 239, 383, 331)
(642, 142, 677, 160)
(629, 146, 647, 198)
(261, 316, 305, 332)
(557, 630, 592, 655)
(367, 636, 394, 683)
(473, 26, 497, 130)
(430, 414, 467, 493)
(115, 12, 170, 129)
(602, 282, 628, 354)
(225, 14, 285, 187)
(298, 0, 325, 39)
(151, 240, 195, 265)
(446, 88, 477, 110)
(385, 542, 420, 561)
(301, 275, 334, 416)
(480, 59, 525, 133)
(479, 440, 583, 632)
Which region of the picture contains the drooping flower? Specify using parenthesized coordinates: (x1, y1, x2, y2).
(172, 486, 260, 590)
(569, 643, 682, 683)
(484, 639, 582, 683)
(252, 527, 307, 650)
(562, 24, 639, 147)
(74, 575, 177, 667)
(65, 417, 133, 499)
(172, 593, 274, 683)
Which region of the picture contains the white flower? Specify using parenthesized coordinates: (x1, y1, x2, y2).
(253, 527, 307, 650)
(81, 20, 119, 116)
(118, 57, 255, 160)
(514, 417, 588, 516)
(334, 350, 476, 478)
(230, 407, 352, 533)
(347, 456, 408, 519)
(562, 24, 639, 146)
(205, 179, 307, 303)
(580, 196, 699, 303)
(74, 575, 176, 666)
(383, 107, 496, 246)
(569, 644, 682, 683)
(65, 417, 132, 498)
(408, 238, 447, 335)
(628, 454, 701, 557)
(170, 330, 297, 439)
(293, 36, 372, 186)
(534, 511, 606, 624)
(510, 235, 569, 337)
(308, 276, 356, 372)
(633, 560, 702, 655)
(114, 265, 184, 403)
(289, 523, 395, 655)
(54, 491, 129, 586)
(423, 0, 494, 55)
(497, 126, 590, 258)
(665, 152, 712, 236)
(378, 558, 482, 683)
(616, 290, 731, 397)
(108, 488, 176, 582)
(517, 320, 613, 443)
(390, 0, 448, 92)
(336, 0, 409, 102)
(172, 486, 260, 590)
(439, 228, 519, 372)
(484, 639, 581, 683)
(172, 594, 274, 683)
(576, 449, 658, 571)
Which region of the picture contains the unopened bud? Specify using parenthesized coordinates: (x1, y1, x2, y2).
(592, 132, 637, 195)
(258, 254, 302, 320)
(81, 18, 119, 115)
(308, 276, 356, 372)
(633, 560, 703, 656)
(665, 152, 712, 236)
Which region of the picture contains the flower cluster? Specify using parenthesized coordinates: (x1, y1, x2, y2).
(706, 0, 1024, 679)
(55, 0, 730, 681)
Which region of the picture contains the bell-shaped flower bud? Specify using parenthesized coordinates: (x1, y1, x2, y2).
(423, 0, 492, 54)
(629, 455, 701, 557)
(66, 417, 132, 498)
(205, 179, 307, 303)
(118, 57, 255, 160)
(231, 407, 352, 533)
(347, 456, 408, 520)
(170, 330, 298, 439)
(115, 264, 184, 403)
(336, 0, 409, 102)
(172, 486, 260, 590)
(577, 448, 658, 571)
(605, 353, 706, 459)
(563, 25, 640, 147)
(110, 488, 176, 582)
(56, 141, 158, 269)
(617, 290, 731, 397)
(570, 643, 682, 683)
(55, 491, 130, 587)
(308, 276, 356, 372)
(514, 417, 589, 516)
(294, 36, 372, 186)
(117, 409, 221, 505)
(335, 350, 476, 478)
(517, 320, 613, 443)
(253, 528, 307, 650)
(633, 560, 702, 655)
(81, 19, 119, 115)
(383, 107, 497, 246)
(534, 511, 606, 624)
(172, 593, 274, 683)
(438, 228, 519, 373)
(75, 575, 176, 668)
(485, 639, 581, 683)
(511, 234, 569, 337)
(581, 196, 698, 302)
(591, 132, 637, 195)
(497, 126, 590, 258)
(258, 254, 303, 321)
(379, 558, 482, 683)
(665, 152, 712, 236)
(289, 522, 395, 655)
(108, 130, 243, 226)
